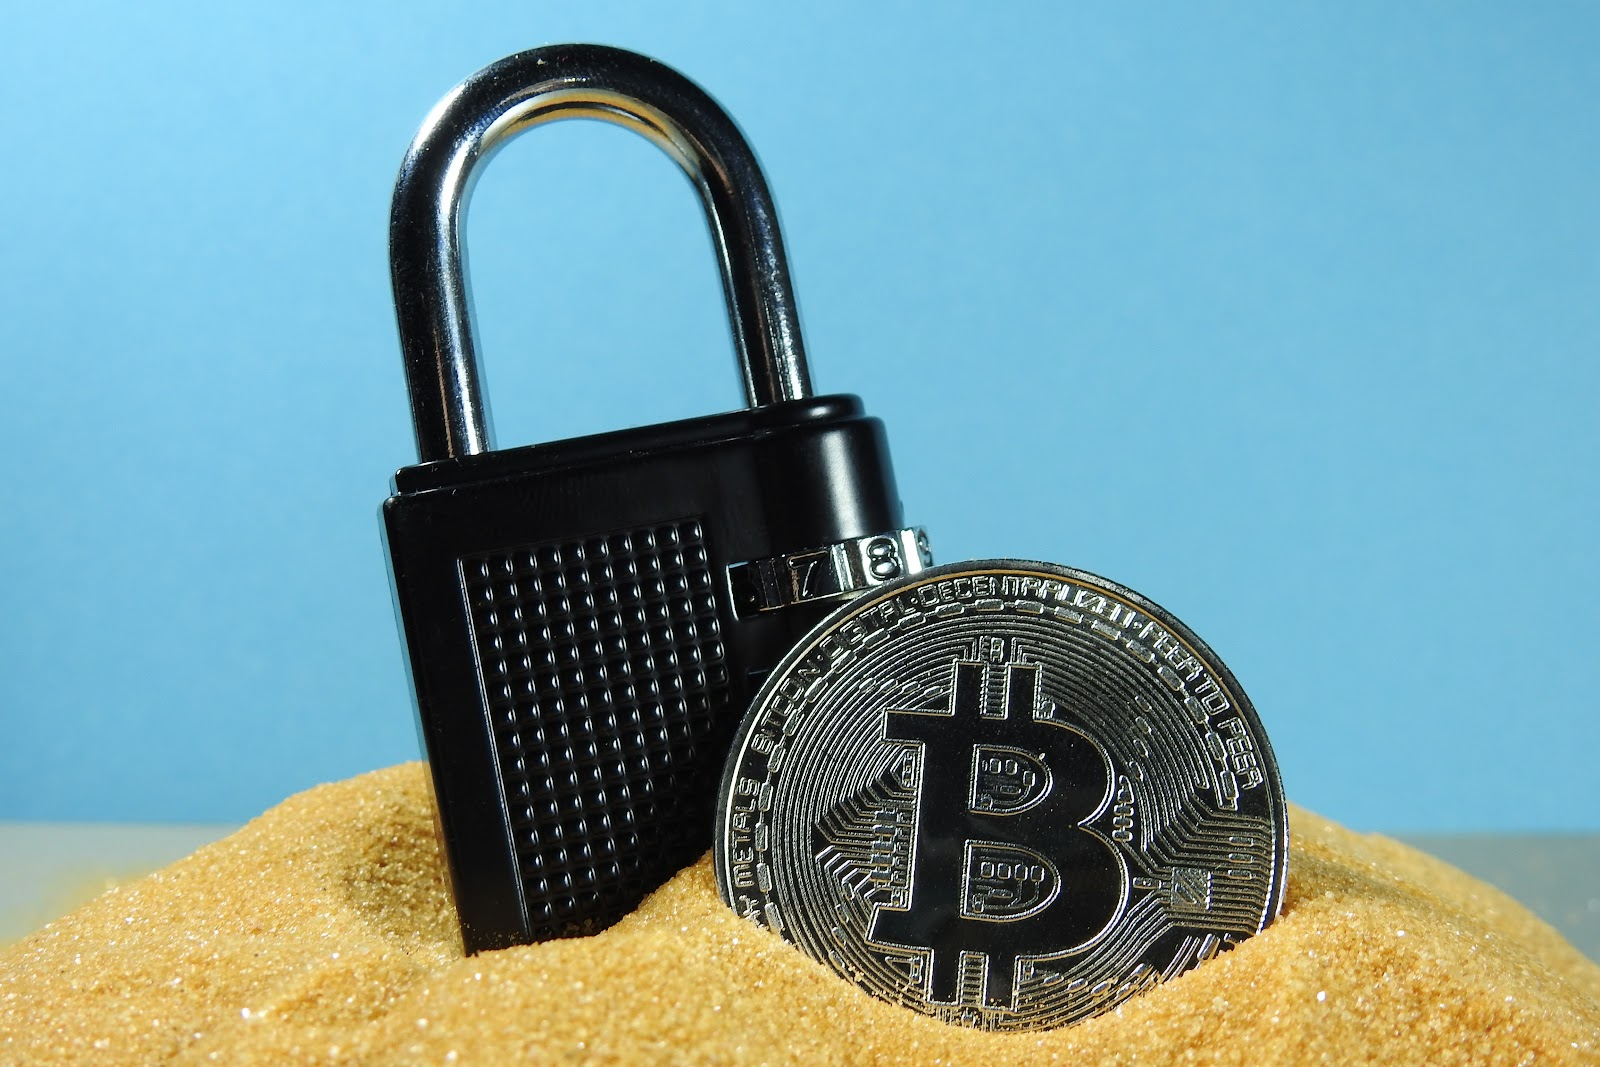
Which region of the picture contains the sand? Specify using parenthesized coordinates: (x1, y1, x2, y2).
(1, 763, 1595, 1065)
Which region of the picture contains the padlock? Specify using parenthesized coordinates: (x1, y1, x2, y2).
(382, 44, 930, 953)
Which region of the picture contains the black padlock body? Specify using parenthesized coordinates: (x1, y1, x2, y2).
(384, 394, 902, 953)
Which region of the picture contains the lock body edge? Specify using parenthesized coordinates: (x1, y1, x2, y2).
(382, 400, 910, 952)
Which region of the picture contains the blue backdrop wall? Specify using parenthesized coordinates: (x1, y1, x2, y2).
(2, 3, 1595, 831)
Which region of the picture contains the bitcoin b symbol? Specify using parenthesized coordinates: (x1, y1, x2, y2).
(870, 646, 1126, 1009)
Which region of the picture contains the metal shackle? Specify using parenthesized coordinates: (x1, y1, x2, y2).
(390, 43, 814, 463)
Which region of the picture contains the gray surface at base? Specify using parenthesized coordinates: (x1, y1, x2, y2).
(1396, 833, 1600, 964)
(1, 823, 1596, 965)
(0, 822, 238, 944)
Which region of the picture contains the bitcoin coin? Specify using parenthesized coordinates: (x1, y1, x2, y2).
(714, 560, 1287, 1031)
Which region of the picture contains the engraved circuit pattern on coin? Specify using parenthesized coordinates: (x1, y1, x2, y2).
(714, 560, 1287, 1031)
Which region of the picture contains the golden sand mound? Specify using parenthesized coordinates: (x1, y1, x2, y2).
(2, 764, 1596, 1065)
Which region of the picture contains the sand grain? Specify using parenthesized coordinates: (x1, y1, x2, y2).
(3, 764, 1596, 1065)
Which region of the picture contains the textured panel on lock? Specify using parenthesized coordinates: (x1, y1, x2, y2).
(460, 519, 729, 940)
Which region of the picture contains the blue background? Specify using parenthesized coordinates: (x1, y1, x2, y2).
(2, 4, 1595, 831)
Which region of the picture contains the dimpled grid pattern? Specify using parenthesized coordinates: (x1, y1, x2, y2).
(460, 520, 729, 940)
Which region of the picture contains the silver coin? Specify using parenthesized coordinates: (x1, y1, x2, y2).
(714, 560, 1287, 1031)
